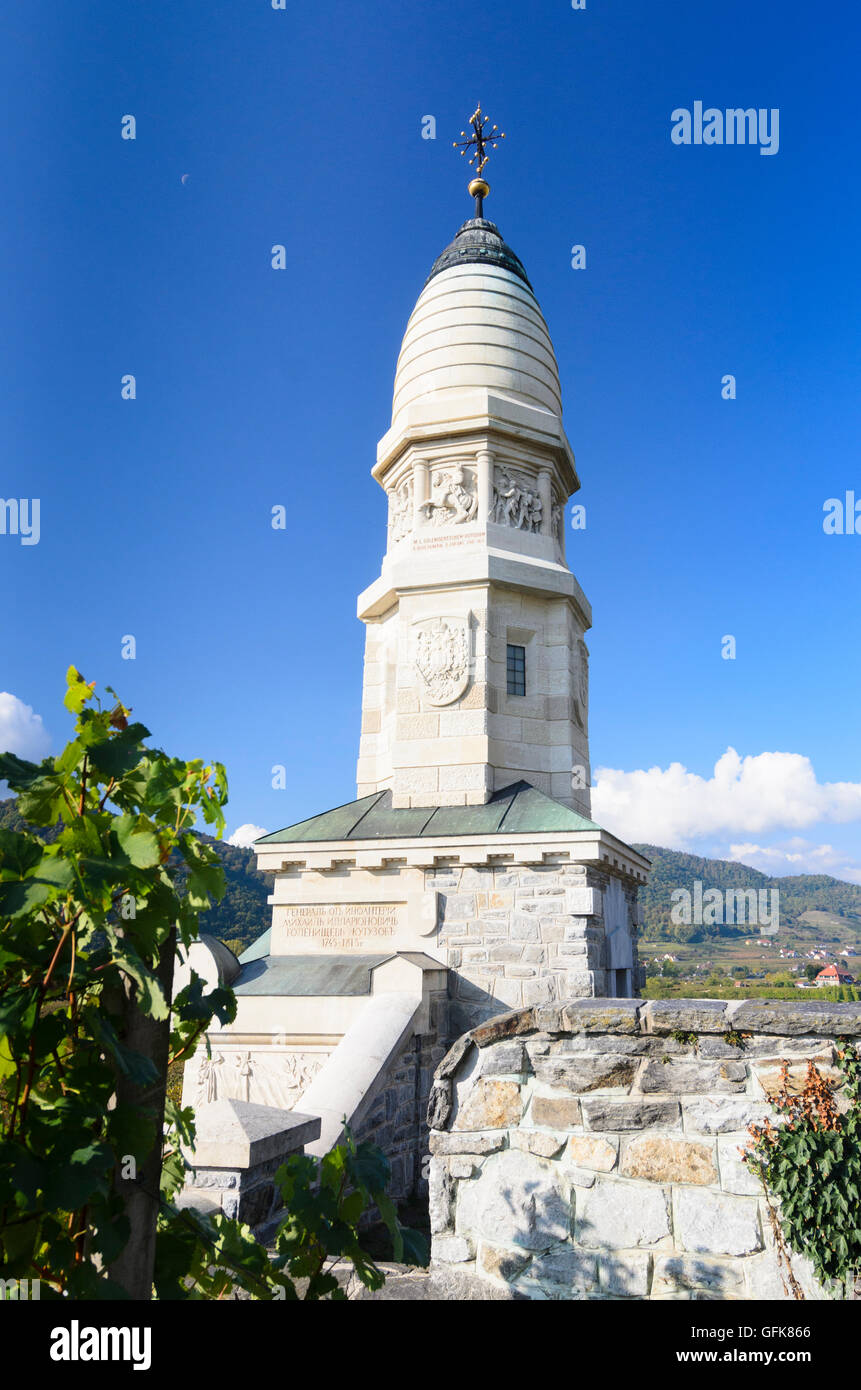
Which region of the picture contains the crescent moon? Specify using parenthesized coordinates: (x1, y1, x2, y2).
(181, 174, 189, 185)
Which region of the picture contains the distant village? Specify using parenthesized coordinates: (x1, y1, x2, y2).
(650, 941, 857, 988)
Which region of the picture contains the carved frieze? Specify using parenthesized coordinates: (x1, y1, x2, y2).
(388, 476, 413, 543)
(192, 1047, 326, 1112)
(420, 465, 477, 526)
(492, 468, 543, 532)
(574, 638, 589, 730)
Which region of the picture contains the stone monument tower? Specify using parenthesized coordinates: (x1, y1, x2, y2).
(182, 112, 649, 1195)
(356, 175, 591, 817)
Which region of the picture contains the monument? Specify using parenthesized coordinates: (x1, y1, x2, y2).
(182, 108, 650, 1198)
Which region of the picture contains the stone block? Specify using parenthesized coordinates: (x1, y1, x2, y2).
(598, 1251, 651, 1297)
(582, 1099, 681, 1132)
(433, 1234, 474, 1265)
(429, 1131, 507, 1157)
(511, 915, 540, 942)
(530, 1094, 582, 1129)
(620, 1136, 717, 1186)
(523, 977, 558, 1007)
(717, 1136, 762, 1195)
(652, 1254, 745, 1298)
(478, 1040, 528, 1076)
(478, 1243, 531, 1283)
(532, 1054, 639, 1093)
(510, 1129, 567, 1158)
(450, 1157, 480, 1180)
(529, 1246, 598, 1292)
(641, 1000, 728, 1035)
(639, 1059, 747, 1094)
(566, 1135, 618, 1172)
(559, 1000, 642, 1034)
(470, 1008, 536, 1048)
(429, 1165, 453, 1235)
(457, 1150, 572, 1251)
(564, 886, 602, 916)
(577, 1179, 671, 1249)
(453, 1080, 522, 1131)
(753, 1062, 843, 1100)
(728, 999, 861, 1036)
(681, 1096, 772, 1136)
(674, 1189, 762, 1256)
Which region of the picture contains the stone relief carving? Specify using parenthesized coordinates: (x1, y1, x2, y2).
(552, 502, 563, 543)
(414, 616, 471, 706)
(197, 1052, 224, 1103)
(574, 638, 589, 730)
(388, 476, 413, 543)
(492, 468, 543, 532)
(420, 465, 477, 526)
(193, 1048, 326, 1111)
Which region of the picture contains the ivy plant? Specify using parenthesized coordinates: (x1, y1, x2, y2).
(743, 1043, 861, 1297)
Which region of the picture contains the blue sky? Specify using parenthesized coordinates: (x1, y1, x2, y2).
(2, 0, 860, 879)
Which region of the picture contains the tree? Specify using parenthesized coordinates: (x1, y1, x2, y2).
(0, 669, 424, 1299)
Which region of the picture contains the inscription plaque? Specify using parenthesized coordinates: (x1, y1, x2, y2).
(278, 902, 401, 952)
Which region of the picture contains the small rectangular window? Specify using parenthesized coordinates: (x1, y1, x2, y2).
(506, 643, 526, 697)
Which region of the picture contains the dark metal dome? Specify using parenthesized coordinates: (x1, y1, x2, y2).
(424, 217, 533, 291)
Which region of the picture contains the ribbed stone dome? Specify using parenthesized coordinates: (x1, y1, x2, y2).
(391, 222, 562, 433)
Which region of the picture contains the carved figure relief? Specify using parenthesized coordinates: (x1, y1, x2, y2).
(552, 502, 563, 543)
(197, 1052, 224, 1103)
(388, 476, 413, 543)
(414, 616, 471, 706)
(492, 468, 543, 532)
(235, 1051, 253, 1102)
(420, 465, 477, 526)
(193, 1047, 325, 1110)
(574, 638, 589, 730)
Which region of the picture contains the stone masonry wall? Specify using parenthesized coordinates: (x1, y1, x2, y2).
(426, 997, 861, 1300)
(353, 989, 449, 1202)
(428, 862, 643, 1035)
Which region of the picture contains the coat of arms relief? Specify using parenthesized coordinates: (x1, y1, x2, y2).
(413, 616, 471, 706)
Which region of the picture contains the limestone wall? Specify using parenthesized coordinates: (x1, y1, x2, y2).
(430, 863, 643, 1034)
(426, 997, 861, 1300)
(352, 992, 449, 1200)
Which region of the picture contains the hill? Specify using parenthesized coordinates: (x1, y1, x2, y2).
(633, 843, 861, 946)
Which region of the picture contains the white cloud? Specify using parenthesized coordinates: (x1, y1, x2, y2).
(0, 692, 51, 764)
(592, 747, 861, 848)
(227, 823, 268, 848)
(727, 837, 861, 885)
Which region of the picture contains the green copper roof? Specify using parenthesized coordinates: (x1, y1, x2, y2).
(255, 782, 599, 846)
(238, 930, 271, 965)
(234, 954, 393, 997)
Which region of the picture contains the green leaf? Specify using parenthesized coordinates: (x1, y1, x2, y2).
(64, 666, 95, 714)
(87, 724, 150, 780)
(0, 752, 45, 791)
(115, 814, 161, 869)
(0, 827, 43, 877)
